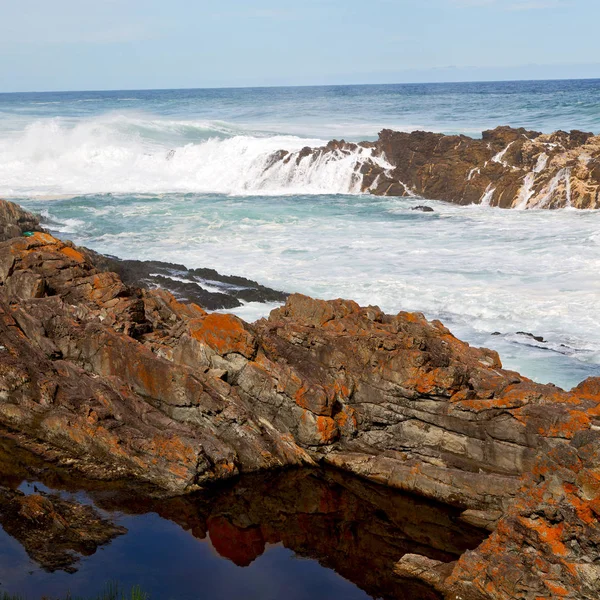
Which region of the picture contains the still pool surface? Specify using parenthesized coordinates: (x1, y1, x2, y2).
(0, 439, 486, 600)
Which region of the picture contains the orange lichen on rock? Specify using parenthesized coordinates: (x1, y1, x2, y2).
(188, 313, 256, 358)
(537, 409, 592, 439)
(315, 416, 338, 444)
(398, 311, 428, 325)
(60, 246, 86, 264)
(29, 232, 56, 245)
(544, 581, 570, 597)
(334, 404, 358, 437)
(294, 384, 331, 416)
(524, 518, 569, 557)
(144, 435, 198, 480)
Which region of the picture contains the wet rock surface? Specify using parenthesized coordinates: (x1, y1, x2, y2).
(0, 200, 599, 598)
(87, 253, 288, 311)
(265, 126, 600, 208)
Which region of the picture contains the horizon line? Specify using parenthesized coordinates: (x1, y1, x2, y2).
(2, 76, 600, 96)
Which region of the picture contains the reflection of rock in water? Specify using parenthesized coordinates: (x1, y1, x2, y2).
(0, 437, 127, 573)
(91, 470, 485, 600)
(196, 470, 485, 600)
(0, 486, 126, 573)
(0, 436, 127, 573)
(0, 437, 485, 599)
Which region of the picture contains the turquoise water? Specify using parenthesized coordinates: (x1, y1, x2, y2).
(2, 80, 600, 389)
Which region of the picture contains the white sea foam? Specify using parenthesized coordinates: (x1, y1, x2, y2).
(0, 114, 387, 197)
(514, 153, 549, 209)
(480, 184, 495, 206)
(536, 168, 569, 209)
(491, 141, 515, 166)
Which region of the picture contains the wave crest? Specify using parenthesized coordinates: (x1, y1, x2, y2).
(0, 114, 384, 197)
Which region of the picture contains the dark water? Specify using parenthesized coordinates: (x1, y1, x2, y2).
(0, 438, 486, 600)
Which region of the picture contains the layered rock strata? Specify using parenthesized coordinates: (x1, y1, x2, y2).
(266, 126, 600, 208)
(0, 200, 599, 598)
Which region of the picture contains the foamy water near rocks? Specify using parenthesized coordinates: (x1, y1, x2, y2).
(0, 199, 599, 599)
(267, 126, 600, 208)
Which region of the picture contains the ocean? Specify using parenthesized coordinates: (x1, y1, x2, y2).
(2, 79, 600, 390)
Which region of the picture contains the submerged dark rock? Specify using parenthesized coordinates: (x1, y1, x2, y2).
(516, 331, 547, 343)
(0, 200, 599, 599)
(88, 253, 288, 311)
(411, 205, 435, 212)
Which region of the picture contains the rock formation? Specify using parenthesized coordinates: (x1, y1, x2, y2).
(266, 126, 600, 208)
(0, 199, 599, 598)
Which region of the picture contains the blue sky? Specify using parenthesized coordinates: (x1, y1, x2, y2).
(0, 0, 598, 92)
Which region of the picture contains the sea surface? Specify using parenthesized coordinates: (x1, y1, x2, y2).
(1, 80, 600, 597)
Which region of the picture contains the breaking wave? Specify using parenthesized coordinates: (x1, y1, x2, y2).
(0, 114, 388, 197)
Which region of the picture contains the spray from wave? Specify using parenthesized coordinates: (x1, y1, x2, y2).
(0, 114, 390, 197)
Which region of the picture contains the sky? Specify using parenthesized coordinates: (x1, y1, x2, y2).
(0, 0, 598, 92)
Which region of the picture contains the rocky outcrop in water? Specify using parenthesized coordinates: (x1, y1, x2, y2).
(267, 126, 600, 208)
(86, 253, 288, 311)
(0, 200, 599, 598)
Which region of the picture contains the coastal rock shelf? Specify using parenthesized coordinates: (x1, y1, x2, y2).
(266, 126, 600, 209)
(0, 200, 599, 599)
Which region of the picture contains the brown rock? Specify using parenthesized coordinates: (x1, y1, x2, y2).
(0, 200, 46, 242)
(263, 126, 600, 209)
